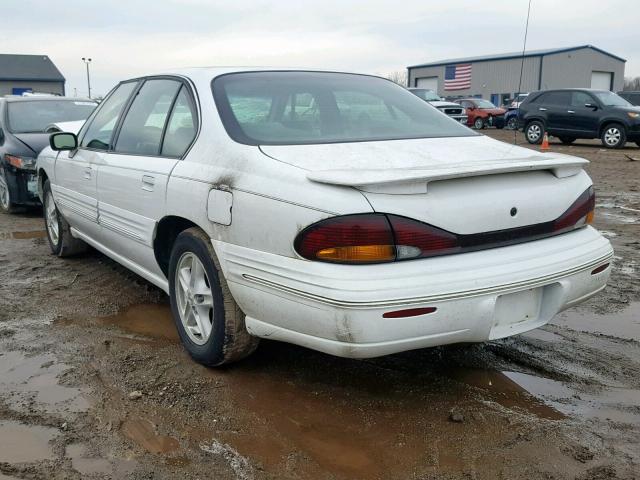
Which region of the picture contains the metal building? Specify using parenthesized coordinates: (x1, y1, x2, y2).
(407, 45, 625, 106)
(0, 54, 65, 96)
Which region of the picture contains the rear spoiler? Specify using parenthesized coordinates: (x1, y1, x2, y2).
(307, 155, 588, 194)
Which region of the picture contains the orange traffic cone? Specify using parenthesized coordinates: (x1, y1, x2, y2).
(540, 132, 550, 151)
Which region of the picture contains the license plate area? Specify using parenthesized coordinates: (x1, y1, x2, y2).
(494, 288, 543, 328)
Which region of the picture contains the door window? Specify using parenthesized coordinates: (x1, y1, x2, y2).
(81, 81, 137, 150)
(570, 92, 594, 108)
(114, 79, 182, 156)
(161, 86, 197, 157)
(539, 91, 570, 107)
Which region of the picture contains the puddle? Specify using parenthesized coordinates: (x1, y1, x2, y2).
(121, 418, 179, 454)
(0, 351, 89, 415)
(0, 230, 47, 240)
(100, 304, 179, 342)
(552, 302, 640, 341)
(65, 442, 137, 476)
(0, 420, 58, 463)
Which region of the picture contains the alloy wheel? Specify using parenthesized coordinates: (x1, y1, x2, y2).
(527, 124, 541, 142)
(0, 169, 10, 211)
(45, 191, 60, 245)
(603, 127, 621, 147)
(175, 252, 214, 345)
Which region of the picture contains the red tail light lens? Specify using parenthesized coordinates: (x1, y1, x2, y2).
(553, 186, 595, 232)
(388, 215, 460, 259)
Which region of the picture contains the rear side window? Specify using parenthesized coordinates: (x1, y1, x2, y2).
(161, 86, 197, 157)
(114, 79, 182, 156)
(81, 82, 137, 150)
(539, 91, 570, 106)
(570, 92, 595, 108)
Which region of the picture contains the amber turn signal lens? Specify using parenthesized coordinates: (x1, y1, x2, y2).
(586, 210, 595, 224)
(316, 245, 395, 263)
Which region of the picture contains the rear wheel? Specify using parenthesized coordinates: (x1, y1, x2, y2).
(168, 227, 259, 366)
(43, 179, 88, 256)
(507, 116, 518, 130)
(473, 117, 485, 129)
(601, 123, 626, 149)
(525, 121, 544, 144)
(559, 136, 576, 145)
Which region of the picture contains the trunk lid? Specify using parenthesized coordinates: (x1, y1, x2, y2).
(260, 135, 591, 235)
(12, 133, 51, 156)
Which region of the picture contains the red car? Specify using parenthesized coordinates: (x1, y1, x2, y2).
(457, 98, 506, 129)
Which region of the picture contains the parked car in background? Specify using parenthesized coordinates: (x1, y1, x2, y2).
(0, 96, 97, 212)
(38, 68, 612, 367)
(618, 91, 640, 106)
(519, 89, 640, 148)
(509, 93, 529, 108)
(456, 98, 506, 129)
(505, 108, 519, 130)
(408, 88, 468, 124)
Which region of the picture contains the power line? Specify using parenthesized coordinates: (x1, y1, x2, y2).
(515, 0, 533, 144)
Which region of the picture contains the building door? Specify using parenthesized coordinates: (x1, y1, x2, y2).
(416, 77, 438, 91)
(591, 71, 612, 90)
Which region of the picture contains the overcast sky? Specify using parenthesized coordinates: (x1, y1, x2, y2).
(3, 0, 638, 97)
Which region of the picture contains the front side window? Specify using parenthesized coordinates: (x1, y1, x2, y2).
(212, 72, 474, 146)
(161, 86, 197, 157)
(81, 82, 137, 150)
(7, 100, 97, 134)
(114, 79, 182, 156)
(593, 91, 631, 107)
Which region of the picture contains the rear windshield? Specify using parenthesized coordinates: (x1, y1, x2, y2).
(7, 100, 97, 133)
(212, 72, 475, 145)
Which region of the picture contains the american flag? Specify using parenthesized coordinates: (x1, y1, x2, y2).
(444, 64, 472, 91)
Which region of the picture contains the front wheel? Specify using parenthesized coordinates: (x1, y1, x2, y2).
(473, 117, 485, 130)
(168, 227, 259, 366)
(0, 167, 19, 214)
(525, 121, 544, 144)
(601, 124, 626, 149)
(43, 179, 88, 256)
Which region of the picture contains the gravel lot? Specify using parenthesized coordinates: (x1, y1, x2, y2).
(0, 130, 639, 480)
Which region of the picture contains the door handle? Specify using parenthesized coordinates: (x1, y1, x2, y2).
(84, 167, 92, 179)
(538, 107, 547, 111)
(567, 110, 575, 114)
(142, 175, 155, 191)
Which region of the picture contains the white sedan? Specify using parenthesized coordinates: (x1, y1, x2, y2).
(37, 68, 613, 366)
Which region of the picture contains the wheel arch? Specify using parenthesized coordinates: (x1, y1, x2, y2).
(37, 167, 49, 202)
(598, 119, 626, 137)
(153, 215, 206, 277)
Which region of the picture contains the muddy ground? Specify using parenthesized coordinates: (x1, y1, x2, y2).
(0, 130, 639, 480)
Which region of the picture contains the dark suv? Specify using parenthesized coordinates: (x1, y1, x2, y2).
(519, 89, 640, 149)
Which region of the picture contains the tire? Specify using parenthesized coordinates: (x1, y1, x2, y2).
(43, 179, 88, 256)
(168, 227, 259, 366)
(507, 117, 518, 130)
(525, 120, 544, 144)
(0, 167, 20, 214)
(559, 136, 576, 145)
(473, 117, 485, 129)
(600, 123, 626, 149)
(636, 141, 640, 148)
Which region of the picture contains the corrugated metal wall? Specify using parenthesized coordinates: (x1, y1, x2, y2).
(408, 47, 625, 100)
(0, 80, 64, 96)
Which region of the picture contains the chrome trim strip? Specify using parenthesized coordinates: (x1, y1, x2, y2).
(241, 251, 613, 309)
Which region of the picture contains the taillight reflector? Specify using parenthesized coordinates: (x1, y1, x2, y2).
(591, 263, 609, 275)
(383, 307, 437, 318)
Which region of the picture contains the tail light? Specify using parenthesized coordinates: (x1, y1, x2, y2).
(5, 154, 36, 170)
(295, 187, 596, 264)
(553, 186, 595, 232)
(294, 213, 460, 264)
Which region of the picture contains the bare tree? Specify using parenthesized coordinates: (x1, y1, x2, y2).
(623, 76, 640, 91)
(386, 70, 408, 87)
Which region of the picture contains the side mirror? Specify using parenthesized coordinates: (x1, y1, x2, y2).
(50, 132, 78, 151)
(585, 103, 598, 110)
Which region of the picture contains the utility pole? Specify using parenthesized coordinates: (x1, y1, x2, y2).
(81, 57, 92, 98)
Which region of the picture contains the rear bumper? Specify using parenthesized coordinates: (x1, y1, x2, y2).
(2, 165, 40, 206)
(215, 227, 613, 358)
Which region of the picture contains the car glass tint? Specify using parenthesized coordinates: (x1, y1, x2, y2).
(81, 82, 137, 150)
(7, 100, 96, 134)
(541, 91, 570, 107)
(114, 79, 181, 156)
(161, 86, 197, 157)
(213, 72, 475, 146)
(570, 92, 594, 108)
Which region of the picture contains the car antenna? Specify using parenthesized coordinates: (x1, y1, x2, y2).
(515, 0, 533, 145)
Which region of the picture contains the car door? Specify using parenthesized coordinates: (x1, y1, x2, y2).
(53, 81, 137, 240)
(96, 77, 197, 280)
(563, 91, 601, 136)
(541, 91, 571, 133)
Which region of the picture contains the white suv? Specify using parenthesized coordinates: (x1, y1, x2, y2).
(38, 68, 613, 366)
